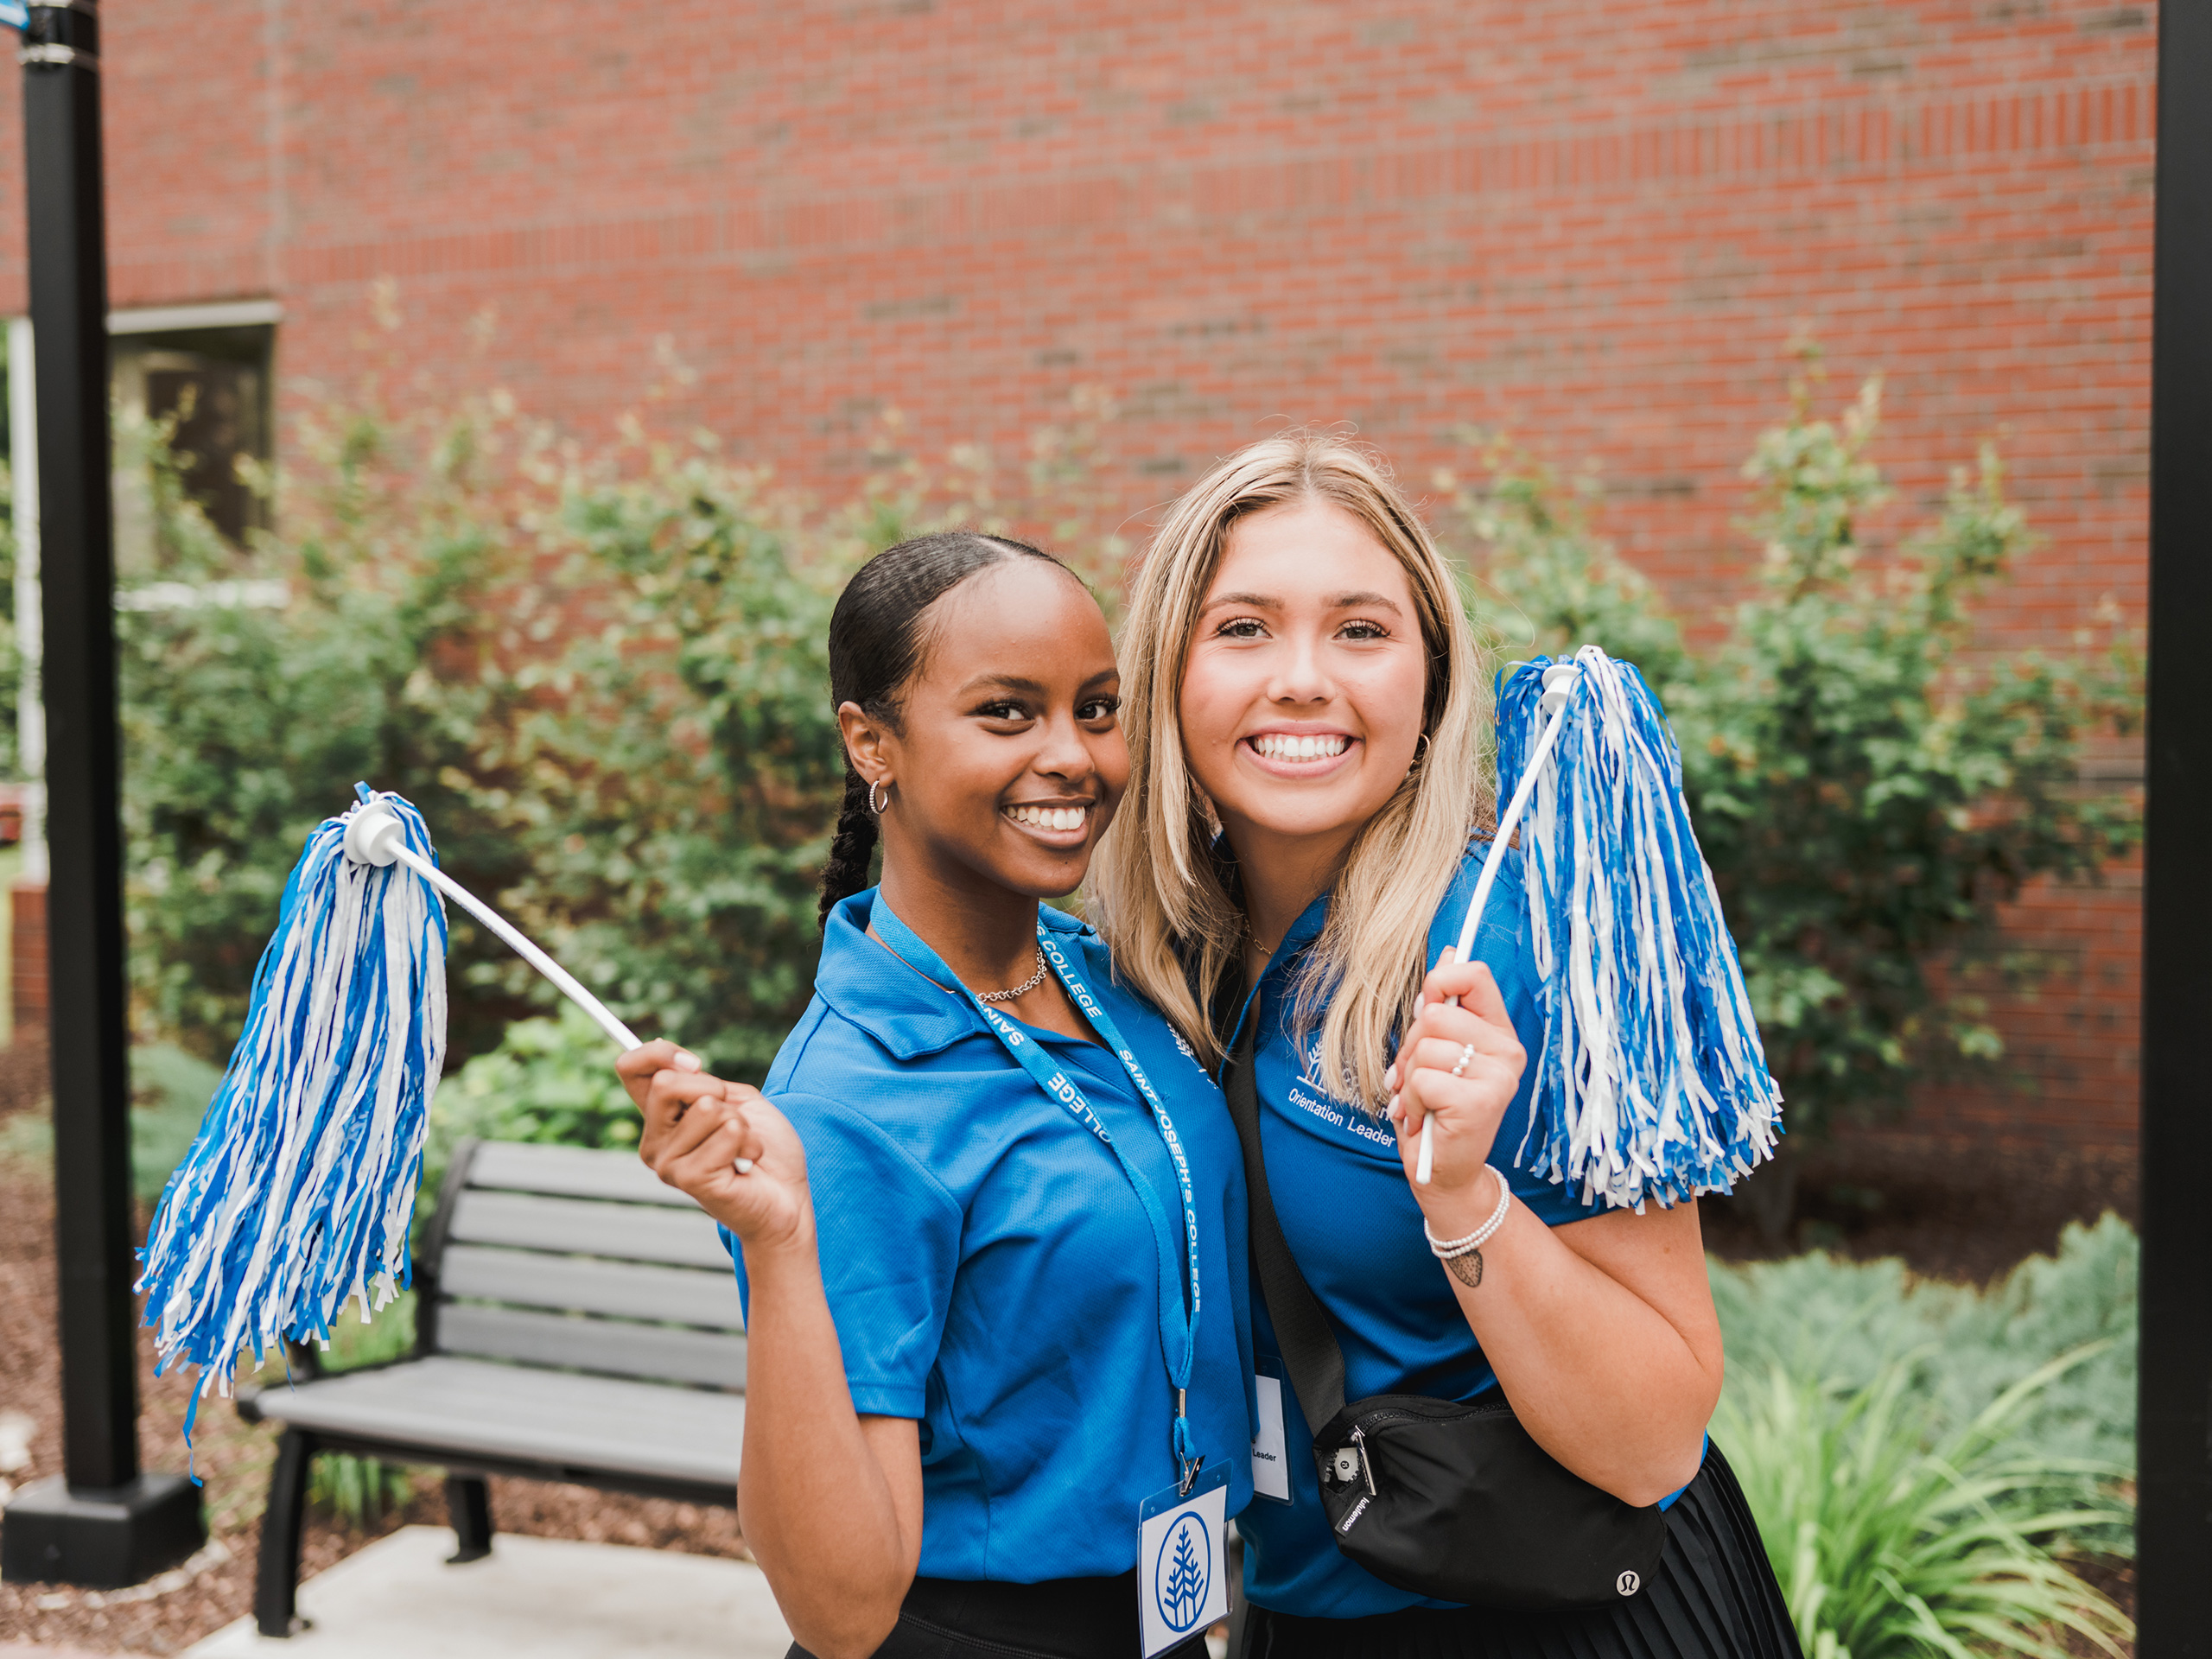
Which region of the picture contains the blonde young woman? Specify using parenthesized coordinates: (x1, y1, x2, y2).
(1094, 435, 1799, 1658)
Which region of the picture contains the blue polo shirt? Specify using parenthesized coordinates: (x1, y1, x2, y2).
(728, 888, 1254, 1583)
(1228, 841, 1618, 1618)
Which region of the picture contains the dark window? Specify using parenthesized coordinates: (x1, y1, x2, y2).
(111, 323, 274, 552)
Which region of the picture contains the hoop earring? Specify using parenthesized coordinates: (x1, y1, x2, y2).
(1408, 733, 1431, 772)
(868, 779, 891, 815)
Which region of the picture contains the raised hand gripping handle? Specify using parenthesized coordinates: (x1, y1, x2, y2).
(1415, 661, 1580, 1186)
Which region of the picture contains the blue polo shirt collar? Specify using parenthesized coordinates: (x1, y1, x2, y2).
(815, 887, 1090, 1061)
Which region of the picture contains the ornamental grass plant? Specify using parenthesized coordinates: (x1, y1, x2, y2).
(1717, 1350, 2129, 1659)
(1711, 1223, 2139, 1658)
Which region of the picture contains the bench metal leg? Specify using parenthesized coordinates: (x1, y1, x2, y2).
(446, 1474, 493, 1564)
(255, 1428, 315, 1637)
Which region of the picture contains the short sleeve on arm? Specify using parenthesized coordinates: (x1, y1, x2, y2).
(751, 1090, 965, 1421)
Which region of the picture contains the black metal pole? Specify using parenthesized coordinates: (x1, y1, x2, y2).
(0, 0, 201, 1590)
(25, 0, 130, 1491)
(2139, 1, 2212, 1651)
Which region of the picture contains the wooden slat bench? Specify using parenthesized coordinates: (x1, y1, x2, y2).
(236, 1138, 746, 1637)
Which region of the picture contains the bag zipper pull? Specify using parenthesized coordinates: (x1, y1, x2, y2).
(1349, 1424, 1377, 1496)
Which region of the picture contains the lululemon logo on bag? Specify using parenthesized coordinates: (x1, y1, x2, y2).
(1617, 1569, 1642, 1597)
(1154, 1512, 1211, 1633)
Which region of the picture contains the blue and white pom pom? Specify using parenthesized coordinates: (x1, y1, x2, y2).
(1498, 646, 1782, 1209)
(1434, 646, 1781, 1211)
(137, 785, 448, 1431)
(138, 784, 649, 1444)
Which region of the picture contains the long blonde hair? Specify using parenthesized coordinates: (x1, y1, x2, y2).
(1092, 433, 1493, 1109)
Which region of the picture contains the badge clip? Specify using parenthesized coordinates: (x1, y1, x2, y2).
(1175, 1389, 1203, 1496)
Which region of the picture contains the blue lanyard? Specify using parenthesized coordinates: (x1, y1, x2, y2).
(870, 900, 1206, 1492)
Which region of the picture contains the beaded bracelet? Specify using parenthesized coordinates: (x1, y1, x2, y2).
(1422, 1167, 1512, 1287)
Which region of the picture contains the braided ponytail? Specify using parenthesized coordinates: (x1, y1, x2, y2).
(817, 772, 881, 925)
(817, 531, 1066, 926)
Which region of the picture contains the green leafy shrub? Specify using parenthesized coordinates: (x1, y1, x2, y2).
(114, 385, 1125, 1077)
(1447, 448, 1689, 694)
(1712, 1216, 2139, 1649)
(1710, 1216, 2138, 1485)
(1449, 367, 2143, 1142)
(0, 1039, 229, 1211)
(418, 1004, 641, 1211)
(1719, 1349, 2130, 1659)
(450, 448, 856, 1077)
(129, 1042, 224, 1206)
(115, 397, 535, 1064)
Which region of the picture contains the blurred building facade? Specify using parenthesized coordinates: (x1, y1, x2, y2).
(0, 0, 2151, 1159)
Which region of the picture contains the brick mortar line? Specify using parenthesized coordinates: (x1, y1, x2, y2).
(81, 82, 2158, 298)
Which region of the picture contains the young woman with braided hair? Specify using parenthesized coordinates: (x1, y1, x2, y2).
(616, 531, 1255, 1659)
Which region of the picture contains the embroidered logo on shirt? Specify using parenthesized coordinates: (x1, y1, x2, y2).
(1292, 1040, 1396, 1149)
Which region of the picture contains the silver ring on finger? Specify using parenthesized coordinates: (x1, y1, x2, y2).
(1449, 1042, 1477, 1078)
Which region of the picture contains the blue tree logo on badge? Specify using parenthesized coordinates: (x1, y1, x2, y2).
(1155, 1512, 1211, 1633)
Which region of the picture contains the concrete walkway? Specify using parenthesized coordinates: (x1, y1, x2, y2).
(185, 1527, 791, 1659)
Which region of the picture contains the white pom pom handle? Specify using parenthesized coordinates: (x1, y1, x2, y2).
(1416, 661, 1580, 1187)
(345, 800, 642, 1052)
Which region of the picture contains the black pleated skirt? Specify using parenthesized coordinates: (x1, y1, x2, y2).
(788, 1571, 1211, 1659)
(1236, 1444, 1802, 1659)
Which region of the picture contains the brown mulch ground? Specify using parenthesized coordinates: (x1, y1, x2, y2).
(0, 1039, 747, 1655)
(1701, 1124, 2139, 1283)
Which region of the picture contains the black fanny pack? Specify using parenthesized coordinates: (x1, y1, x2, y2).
(1223, 1016, 1667, 1611)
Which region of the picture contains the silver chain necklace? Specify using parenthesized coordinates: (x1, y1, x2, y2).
(976, 944, 1050, 1004)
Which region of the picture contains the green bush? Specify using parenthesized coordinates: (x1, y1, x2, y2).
(116, 397, 534, 1064)
(1719, 1349, 2129, 1659)
(1710, 1215, 2138, 1484)
(417, 1004, 641, 1211)
(1712, 1218, 2139, 1652)
(129, 1042, 224, 1206)
(1450, 366, 2143, 1143)
(448, 449, 856, 1077)
(0, 1039, 228, 1211)
(113, 386, 1126, 1078)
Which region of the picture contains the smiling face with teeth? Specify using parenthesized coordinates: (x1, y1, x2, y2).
(1178, 498, 1431, 900)
(838, 556, 1128, 915)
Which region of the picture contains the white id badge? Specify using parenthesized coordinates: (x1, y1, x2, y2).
(1251, 1358, 1291, 1503)
(1138, 1460, 1230, 1657)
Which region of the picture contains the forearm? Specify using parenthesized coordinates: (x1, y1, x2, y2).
(1428, 1185, 1719, 1506)
(735, 1230, 918, 1659)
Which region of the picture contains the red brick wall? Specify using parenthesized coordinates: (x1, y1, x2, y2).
(0, 0, 2152, 1148)
(12, 877, 46, 1039)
